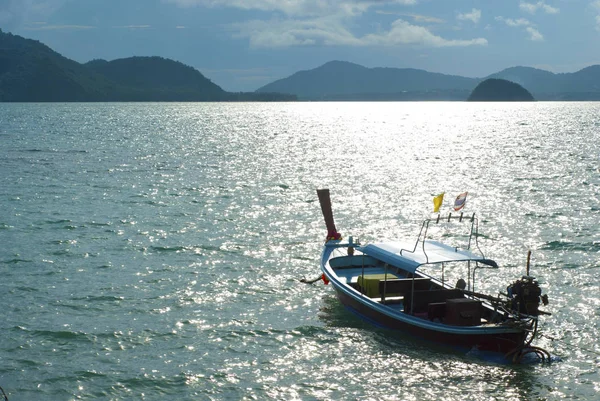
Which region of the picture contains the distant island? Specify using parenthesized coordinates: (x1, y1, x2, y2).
(0, 29, 295, 102)
(467, 79, 535, 101)
(257, 60, 600, 101)
(2, 29, 600, 102)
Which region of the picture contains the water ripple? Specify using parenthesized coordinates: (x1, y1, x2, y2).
(1, 102, 600, 400)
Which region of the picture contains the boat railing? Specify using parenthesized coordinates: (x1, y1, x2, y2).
(397, 212, 493, 292)
(399, 212, 483, 262)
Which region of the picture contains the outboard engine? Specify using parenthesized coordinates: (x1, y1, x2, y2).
(507, 276, 549, 316)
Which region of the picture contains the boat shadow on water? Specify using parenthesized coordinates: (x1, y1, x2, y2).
(317, 293, 557, 367)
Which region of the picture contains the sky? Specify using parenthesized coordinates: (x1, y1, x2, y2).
(1, 0, 600, 92)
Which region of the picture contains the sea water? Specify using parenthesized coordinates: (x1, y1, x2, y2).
(1, 102, 599, 400)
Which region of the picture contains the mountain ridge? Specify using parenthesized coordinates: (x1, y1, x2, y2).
(0, 29, 294, 102)
(3, 28, 600, 102)
(257, 61, 600, 101)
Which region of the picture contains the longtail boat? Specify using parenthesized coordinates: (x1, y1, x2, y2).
(316, 189, 550, 363)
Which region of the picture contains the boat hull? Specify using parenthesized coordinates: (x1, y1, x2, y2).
(331, 284, 526, 355)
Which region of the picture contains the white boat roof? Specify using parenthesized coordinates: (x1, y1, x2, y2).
(357, 240, 497, 274)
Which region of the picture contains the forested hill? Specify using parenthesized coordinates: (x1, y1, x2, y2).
(0, 29, 113, 101)
(84, 57, 226, 101)
(256, 60, 600, 101)
(0, 29, 294, 102)
(467, 78, 535, 101)
(256, 60, 477, 100)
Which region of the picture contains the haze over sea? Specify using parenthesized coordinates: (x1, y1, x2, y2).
(1, 102, 599, 400)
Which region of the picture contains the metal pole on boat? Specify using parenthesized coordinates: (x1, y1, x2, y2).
(466, 261, 470, 291)
(526, 250, 531, 276)
(361, 253, 365, 296)
(410, 275, 415, 315)
(410, 278, 416, 315)
(441, 263, 445, 287)
(467, 214, 476, 250)
(383, 264, 388, 303)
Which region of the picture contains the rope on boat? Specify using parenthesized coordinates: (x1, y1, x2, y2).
(301, 272, 329, 285)
(505, 345, 552, 364)
(502, 317, 553, 363)
(300, 276, 322, 284)
(0, 385, 8, 401)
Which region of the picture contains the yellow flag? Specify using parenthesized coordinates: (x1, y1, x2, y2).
(433, 193, 444, 213)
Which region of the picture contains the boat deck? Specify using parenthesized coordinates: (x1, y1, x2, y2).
(329, 255, 487, 321)
(332, 265, 419, 312)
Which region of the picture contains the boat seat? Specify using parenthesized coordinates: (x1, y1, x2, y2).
(404, 289, 464, 314)
(427, 302, 447, 321)
(357, 273, 398, 297)
(379, 278, 431, 304)
(444, 298, 482, 326)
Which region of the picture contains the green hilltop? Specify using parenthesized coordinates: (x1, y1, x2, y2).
(0, 29, 295, 102)
(467, 78, 535, 101)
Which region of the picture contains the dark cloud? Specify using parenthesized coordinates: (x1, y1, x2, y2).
(0, 0, 25, 30)
(0, 0, 67, 30)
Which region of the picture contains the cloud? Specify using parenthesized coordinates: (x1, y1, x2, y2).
(593, 1, 600, 30)
(410, 14, 444, 23)
(233, 17, 487, 48)
(495, 16, 544, 41)
(23, 23, 94, 30)
(0, 0, 69, 29)
(457, 8, 481, 24)
(163, 0, 417, 17)
(165, 0, 486, 49)
(519, 1, 559, 14)
(116, 25, 152, 29)
(496, 17, 531, 27)
(376, 11, 444, 24)
(526, 26, 544, 40)
(231, 18, 361, 47)
(364, 19, 487, 46)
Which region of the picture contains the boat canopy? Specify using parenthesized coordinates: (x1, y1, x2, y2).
(357, 240, 498, 274)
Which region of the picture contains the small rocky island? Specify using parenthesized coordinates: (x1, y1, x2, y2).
(467, 78, 535, 101)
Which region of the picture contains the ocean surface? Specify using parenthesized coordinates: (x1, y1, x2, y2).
(0, 102, 599, 400)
